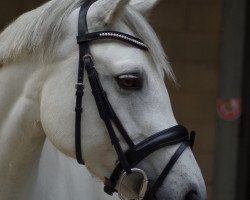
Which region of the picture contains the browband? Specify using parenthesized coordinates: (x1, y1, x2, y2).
(77, 31, 148, 51)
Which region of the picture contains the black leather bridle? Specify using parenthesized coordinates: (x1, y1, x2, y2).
(75, 1, 196, 199)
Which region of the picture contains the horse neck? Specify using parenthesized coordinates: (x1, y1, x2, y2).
(0, 58, 45, 199)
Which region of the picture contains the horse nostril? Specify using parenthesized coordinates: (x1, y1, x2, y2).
(185, 191, 199, 200)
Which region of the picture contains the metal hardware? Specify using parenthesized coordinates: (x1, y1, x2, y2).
(118, 168, 148, 200)
(75, 83, 84, 89)
(82, 54, 93, 61)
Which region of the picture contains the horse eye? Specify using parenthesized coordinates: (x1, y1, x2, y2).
(116, 74, 142, 90)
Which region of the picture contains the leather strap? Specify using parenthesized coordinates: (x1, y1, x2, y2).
(126, 125, 189, 166)
(84, 57, 132, 173)
(75, 0, 97, 165)
(143, 142, 190, 200)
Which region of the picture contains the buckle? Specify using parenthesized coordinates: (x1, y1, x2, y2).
(82, 54, 93, 62)
(118, 168, 148, 200)
(75, 83, 84, 89)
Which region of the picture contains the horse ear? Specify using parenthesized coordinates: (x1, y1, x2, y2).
(90, 0, 130, 25)
(129, 0, 160, 16)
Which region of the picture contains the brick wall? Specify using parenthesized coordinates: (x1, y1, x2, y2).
(151, 1, 222, 199)
(0, 1, 222, 199)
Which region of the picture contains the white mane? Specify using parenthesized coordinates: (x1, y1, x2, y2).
(0, 0, 85, 64)
(0, 0, 175, 80)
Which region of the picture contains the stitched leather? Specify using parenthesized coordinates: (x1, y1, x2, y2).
(126, 125, 189, 166)
(75, 0, 98, 165)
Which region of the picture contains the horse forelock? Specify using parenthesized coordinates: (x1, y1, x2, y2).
(123, 6, 175, 82)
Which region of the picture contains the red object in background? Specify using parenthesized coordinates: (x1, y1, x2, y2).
(217, 97, 242, 121)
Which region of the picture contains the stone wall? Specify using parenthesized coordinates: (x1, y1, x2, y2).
(0, 1, 222, 199)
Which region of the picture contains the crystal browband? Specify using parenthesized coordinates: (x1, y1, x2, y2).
(77, 31, 148, 50)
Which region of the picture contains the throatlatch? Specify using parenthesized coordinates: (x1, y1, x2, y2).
(75, 1, 196, 199)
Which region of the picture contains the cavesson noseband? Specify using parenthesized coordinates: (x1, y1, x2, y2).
(75, 1, 196, 199)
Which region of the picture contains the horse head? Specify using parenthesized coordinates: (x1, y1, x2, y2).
(26, 0, 206, 199)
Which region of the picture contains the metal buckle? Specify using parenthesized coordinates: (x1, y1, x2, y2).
(82, 54, 93, 61)
(118, 168, 148, 200)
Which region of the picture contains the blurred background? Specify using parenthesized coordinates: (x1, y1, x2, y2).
(0, 0, 249, 199)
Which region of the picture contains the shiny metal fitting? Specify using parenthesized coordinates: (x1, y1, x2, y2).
(82, 54, 93, 61)
(118, 168, 148, 200)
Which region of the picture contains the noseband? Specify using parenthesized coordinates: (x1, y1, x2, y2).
(75, 1, 196, 199)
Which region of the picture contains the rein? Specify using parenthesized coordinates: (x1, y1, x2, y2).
(75, 1, 196, 199)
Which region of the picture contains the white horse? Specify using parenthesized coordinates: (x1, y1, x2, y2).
(0, 0, 206, 199)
